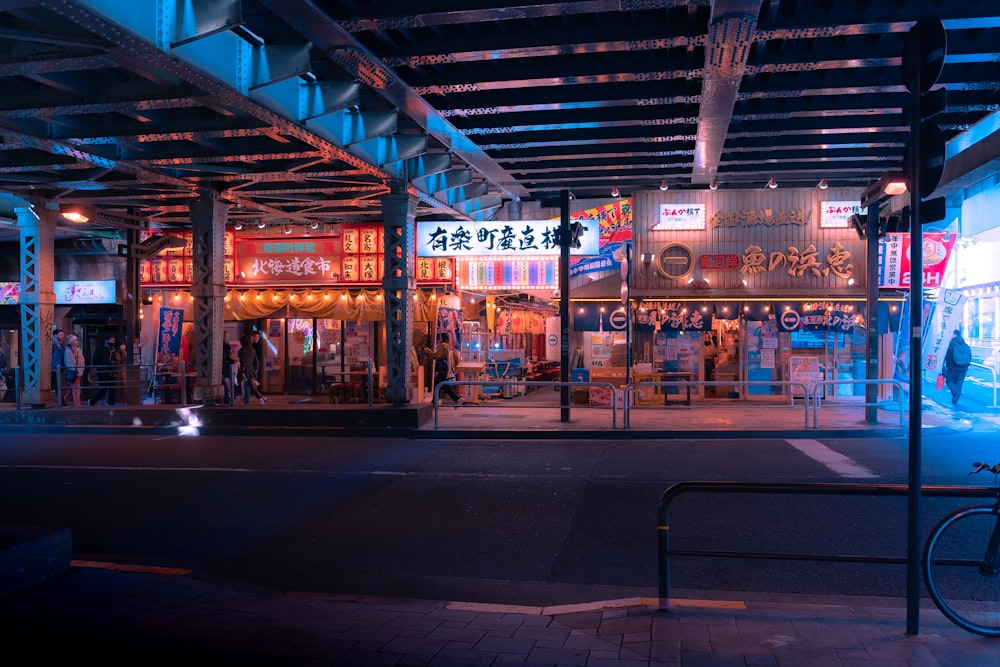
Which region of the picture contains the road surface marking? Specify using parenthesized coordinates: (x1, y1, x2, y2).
(786, 439, 878, 478)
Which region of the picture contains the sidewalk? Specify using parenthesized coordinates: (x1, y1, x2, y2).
(0, 389, 985, 439)
(0, 562, 995, 665)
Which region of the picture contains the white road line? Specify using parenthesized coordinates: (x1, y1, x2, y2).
(786, 439, 878, 478)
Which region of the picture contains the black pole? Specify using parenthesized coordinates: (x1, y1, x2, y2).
(559, 189, 570, 422)
(906, 48, 924, 638)
(865, 204, 879, 423)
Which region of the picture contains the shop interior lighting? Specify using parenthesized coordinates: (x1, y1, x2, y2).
(611, 185, 620, 197)
(659, 179, 669, 191)
(257, 219, 266, 229)
(817, 178, 829, 190)
(709, 179, 718, 191)
(234, 221, 244, 231)
(766, 177, 778, 189)
(283, 224, 293, 235)
(309, 220, 319, 230)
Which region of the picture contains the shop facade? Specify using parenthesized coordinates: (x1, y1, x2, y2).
(562, 188, 910, 402)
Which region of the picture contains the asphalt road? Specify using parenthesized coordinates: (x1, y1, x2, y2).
(0, 429, 993, 606)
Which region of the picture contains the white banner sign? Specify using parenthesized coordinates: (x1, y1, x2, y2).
(922, 289, 967, 374)
(653, 204, 706, 230)
(820, 201, 862, 228)
(417, 220, 599, 257)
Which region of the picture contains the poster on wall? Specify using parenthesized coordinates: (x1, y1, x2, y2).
(878, 232, 957, 289)
(790, 356, 822, 397)
(436, 297, 463, 353)
(568, 200, 633, 277)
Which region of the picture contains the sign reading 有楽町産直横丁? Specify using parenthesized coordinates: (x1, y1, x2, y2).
(416, 220, 600, 257)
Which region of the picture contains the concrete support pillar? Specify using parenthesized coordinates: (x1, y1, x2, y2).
(16, 205, 57, 407)
(381, 191, 416, 406)
(189, 193, 228, 404)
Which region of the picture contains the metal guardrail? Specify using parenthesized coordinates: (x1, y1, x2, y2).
(623, 380, 812, 429)
(811, 379, 904, 427)
(430, 377, 910, 430)
(47, 361, 190, 407)
(432, 380, 619, 429)
(656, 480, 997, 612)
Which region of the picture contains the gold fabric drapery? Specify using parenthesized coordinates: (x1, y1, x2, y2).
(150, 288, 439, 322)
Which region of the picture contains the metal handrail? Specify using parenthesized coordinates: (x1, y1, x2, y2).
(656, 480, 997, 612)
(623, 380, 811, 429)
(47, 361, 190, 407)
(811, 379, 904, 427)
(322, 360, 374, 406)
(969, 361, 998, 407)
(432, 380, 618, 429)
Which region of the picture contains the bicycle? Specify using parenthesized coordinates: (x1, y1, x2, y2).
(923, 461, 1000, 637)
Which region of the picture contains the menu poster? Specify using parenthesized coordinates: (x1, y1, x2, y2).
(790, 356, 822, 397)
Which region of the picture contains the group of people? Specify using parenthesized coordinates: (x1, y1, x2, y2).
(50, 327, 267, 407)
(51, 329, 127, 407)
(220, 330, 266, 405)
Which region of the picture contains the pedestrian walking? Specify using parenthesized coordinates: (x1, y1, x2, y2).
(63, 334, 86, 406)
(942, 329, 972, 405)
(221, 330, 236, 405)
(424, 332, 463, 406)
(238, 334, 266, 404)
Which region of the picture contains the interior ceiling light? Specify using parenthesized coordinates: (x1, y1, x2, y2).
(659, 179, 669, 191)
(709, 179, 718, 191)
(257, 219, 266, 229)
(611, 185, 620, 197)
(283, 224, 293, 235)
(766, 177, 778, 189)
(234, 221, 244, 231)
(817, 178, 829, 190)
(309, 220, 319, 230)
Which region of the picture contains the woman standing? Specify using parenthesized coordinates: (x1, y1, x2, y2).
(63, 334, 86, 406)
(237, 334, 266, 405)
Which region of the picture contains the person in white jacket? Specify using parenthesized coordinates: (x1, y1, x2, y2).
(63, 334, 86, 406)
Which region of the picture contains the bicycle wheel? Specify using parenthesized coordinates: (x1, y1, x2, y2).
(923, 506, 1000, 637)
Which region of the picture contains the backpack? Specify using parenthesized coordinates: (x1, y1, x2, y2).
(952, 340, 971, 367)
(435, 355, 449, 374)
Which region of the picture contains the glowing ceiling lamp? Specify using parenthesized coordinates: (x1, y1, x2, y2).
(766, 178, 778, 189)
(659, 179, 669, 191)
(817, 178, 829, 190)
(709, 179, 718, 191)
(611, 185, 620, 197)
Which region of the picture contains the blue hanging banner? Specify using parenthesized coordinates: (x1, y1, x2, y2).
(156, 307, 184, 365)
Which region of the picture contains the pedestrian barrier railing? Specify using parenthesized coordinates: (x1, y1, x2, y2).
(968, 362, 998, 408)
(656, 480, 996, 633)
(49, 361, 190, 407)
(429, 377, 911, 430)
(432, 380, 619, 430)
(812, 378, 905, 427)
(622, 380, 812, 429)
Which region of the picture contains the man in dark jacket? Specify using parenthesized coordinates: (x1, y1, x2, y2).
(942, 329, 971, 405)
(88, 334, 116, 406)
